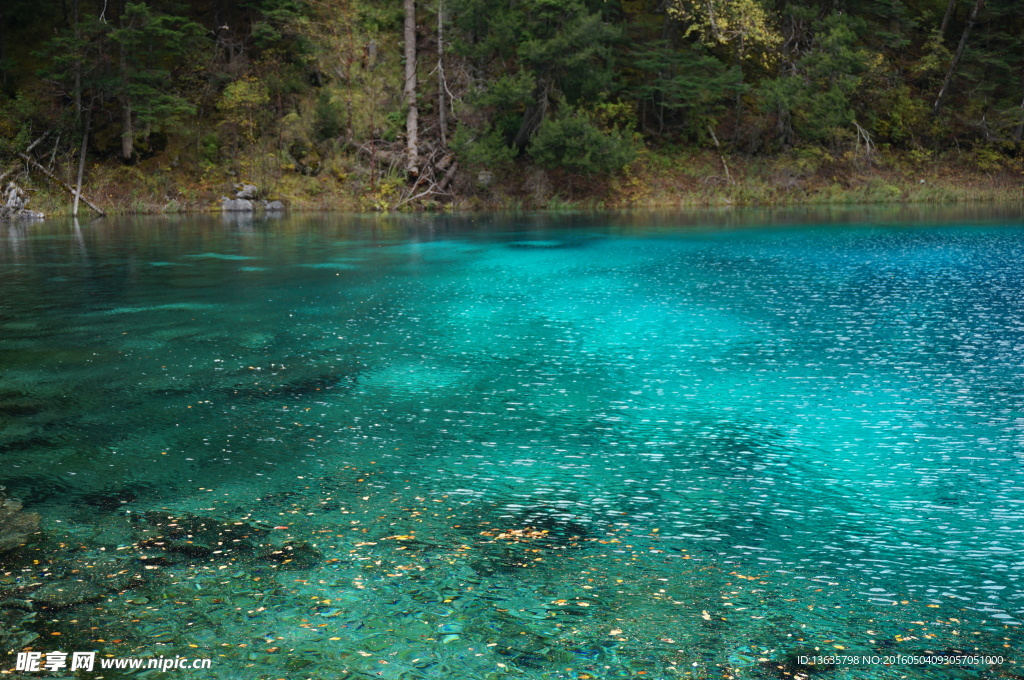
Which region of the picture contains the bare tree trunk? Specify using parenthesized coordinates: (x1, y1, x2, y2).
(119, 41, 133, 161)
(0, 11, 7, 89)
(707, 124, 732, 183)
(1015, 88, 1024, 141)
(72, 0, 82, 117)
(121, 98, 134, 161)
(437, 0, 447, 147)
(934, 0, 983, 115)
(47, 134, 61, 171)
(939, 0, 957, 35)
(74, 113, 91, 217)
(513, 79, 552, 149)
(403, 0, 419, 176)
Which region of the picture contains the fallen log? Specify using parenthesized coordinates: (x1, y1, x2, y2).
(17, 151, 105, 217)
(437, 161, 459, 192)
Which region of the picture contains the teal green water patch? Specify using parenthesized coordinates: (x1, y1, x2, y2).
(99, 302, 218, 315)
(298, 262, 361, 270)
(0, 211, 1022, 679)
(184, 252, 259, 260)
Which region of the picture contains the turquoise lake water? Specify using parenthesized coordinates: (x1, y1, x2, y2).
(1, 209, 1023, 679)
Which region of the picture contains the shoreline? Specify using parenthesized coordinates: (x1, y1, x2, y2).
(11, 149, 1024, 218)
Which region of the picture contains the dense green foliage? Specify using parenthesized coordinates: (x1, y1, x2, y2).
(0, 0, 1022, 205)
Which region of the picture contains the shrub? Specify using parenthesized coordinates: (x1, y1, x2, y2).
(451, 125, 518, 171)
(527, 108, 636, 175)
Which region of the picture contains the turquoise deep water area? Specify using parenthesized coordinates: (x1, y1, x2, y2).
(1, 208, 1023, 680)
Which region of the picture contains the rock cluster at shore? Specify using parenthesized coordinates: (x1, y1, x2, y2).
(220, 183, 286, 212)
(0, 183, 45, 221)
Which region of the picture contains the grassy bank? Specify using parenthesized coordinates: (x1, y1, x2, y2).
(458, 148, 1024, 211)
(625, 148, 1024, 210)
(16, 147, 1024, 218)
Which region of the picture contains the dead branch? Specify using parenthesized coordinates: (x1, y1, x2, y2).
(0, 134, 50, 184)
(18, 151, 105, 216)
(25, 134, 49, 154)
(0, 166, 16, 186)
(707, 124, 733, 184)
(47, 133, 61, 170)
(852, 119, 875, 160)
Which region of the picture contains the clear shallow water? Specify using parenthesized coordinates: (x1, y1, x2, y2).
(1, 209, 1023, 679)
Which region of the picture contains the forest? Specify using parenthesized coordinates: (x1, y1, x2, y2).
(0, 0, 1022, 213)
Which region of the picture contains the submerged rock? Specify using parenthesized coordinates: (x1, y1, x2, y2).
(0, 604, 38, 652)
(137, 511, 267, 555)
(29, 581, 107, 609)
(133, 511, 319, 568)
(228, 366, 360, 402)
(79, 482, 153, 511)
(78, 555, 147, 591)
(0, 487, 41, 552)
(258, 539, 322, 569)
(0, 395, 45, 416)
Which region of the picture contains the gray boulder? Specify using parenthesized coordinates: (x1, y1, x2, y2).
(221, 197, 255, 212)
(234, 183, 260, 199)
